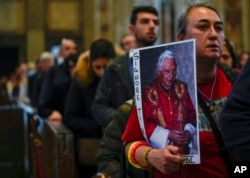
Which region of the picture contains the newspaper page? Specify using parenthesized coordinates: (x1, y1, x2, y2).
(133, 39, 200, 164)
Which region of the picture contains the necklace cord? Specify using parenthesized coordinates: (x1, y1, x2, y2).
(197, 74, 217, 101)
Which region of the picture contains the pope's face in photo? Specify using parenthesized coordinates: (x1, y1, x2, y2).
(157, 59, 177, 89)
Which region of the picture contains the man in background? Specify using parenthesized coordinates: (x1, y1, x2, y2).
(55, 38, 77, 66)
(120, 33, 136, 52)
(38, 38, 78, 121)
(94, 5, 160, 178)
(28, 51, 54, 107)
(92, 5, 160, 127)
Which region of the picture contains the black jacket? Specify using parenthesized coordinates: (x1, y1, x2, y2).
(28, 72, 45, 107)
(97, 99, 148, 178)
(220, 59, 250, 161)
(64, 78, 102, 139)
(38, 62, 72, 118)
(91, 53, 134, 127)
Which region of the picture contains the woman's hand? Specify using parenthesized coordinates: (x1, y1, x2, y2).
(147, 145, 185, 174)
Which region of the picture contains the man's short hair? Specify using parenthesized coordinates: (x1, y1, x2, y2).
(130, 6, 158, 25)
(176, 3, 222, 34)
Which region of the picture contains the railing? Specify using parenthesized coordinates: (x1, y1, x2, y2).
(21, 102, 77, 178)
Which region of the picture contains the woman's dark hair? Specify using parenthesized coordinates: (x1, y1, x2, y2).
(90, 38, 116, 61)
(130, 6, 158, 25)
(177, 3, 222, 34)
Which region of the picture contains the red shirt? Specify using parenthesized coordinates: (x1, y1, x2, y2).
(122, 66, 232, 178)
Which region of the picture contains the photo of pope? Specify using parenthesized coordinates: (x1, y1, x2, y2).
(141, 49, 197, 154)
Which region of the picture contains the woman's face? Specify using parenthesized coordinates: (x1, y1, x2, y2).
(179, 7, 224, 63)
(219, 46, 233, 68)
(92, 58, 111, 78)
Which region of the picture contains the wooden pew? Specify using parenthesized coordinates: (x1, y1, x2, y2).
(40, 119, 77, 178)
(18, 102, 77, 178)
(0, 104, 31, 178)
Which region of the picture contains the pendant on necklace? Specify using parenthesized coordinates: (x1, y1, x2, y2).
(207, 100, 215, 112)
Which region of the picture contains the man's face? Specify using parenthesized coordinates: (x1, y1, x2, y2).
(130, 12, 159, 47)
(157, 59, 176, 89)
(178, 7, 224, 61)
(60, 40, 77, 59)
(121, 35, 136, 52)
(40, 58, 54, 72)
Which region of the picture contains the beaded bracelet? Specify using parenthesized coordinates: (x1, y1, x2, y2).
(143, 147, 153, 167)
(127, 141, 149, 169)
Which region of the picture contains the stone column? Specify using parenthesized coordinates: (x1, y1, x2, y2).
(26, 0, 45, 62)
(82, 0, 134, 49)
(241, 0, 250, 51)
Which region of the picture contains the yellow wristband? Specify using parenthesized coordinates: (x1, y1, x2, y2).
(143, 147, 152, 167)
(128, 142, 144, 169)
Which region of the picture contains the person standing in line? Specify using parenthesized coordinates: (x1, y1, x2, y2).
(38, 39, 78, 121)
(238, 51, 250, 69)
(28, 52, 54, 107)
(91, 6, 160, 128)
(219, 54, 250, 161)
(93, 5, 160, 178)
(218, 38, 239, 70)
(64, 38, 118, 178)
(6, 62, 29, 103)
(37, 38, 77, 121)
(54, 38, 77, 66)
(122, 3, 235, 178)
(119, 33, 137, 52)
